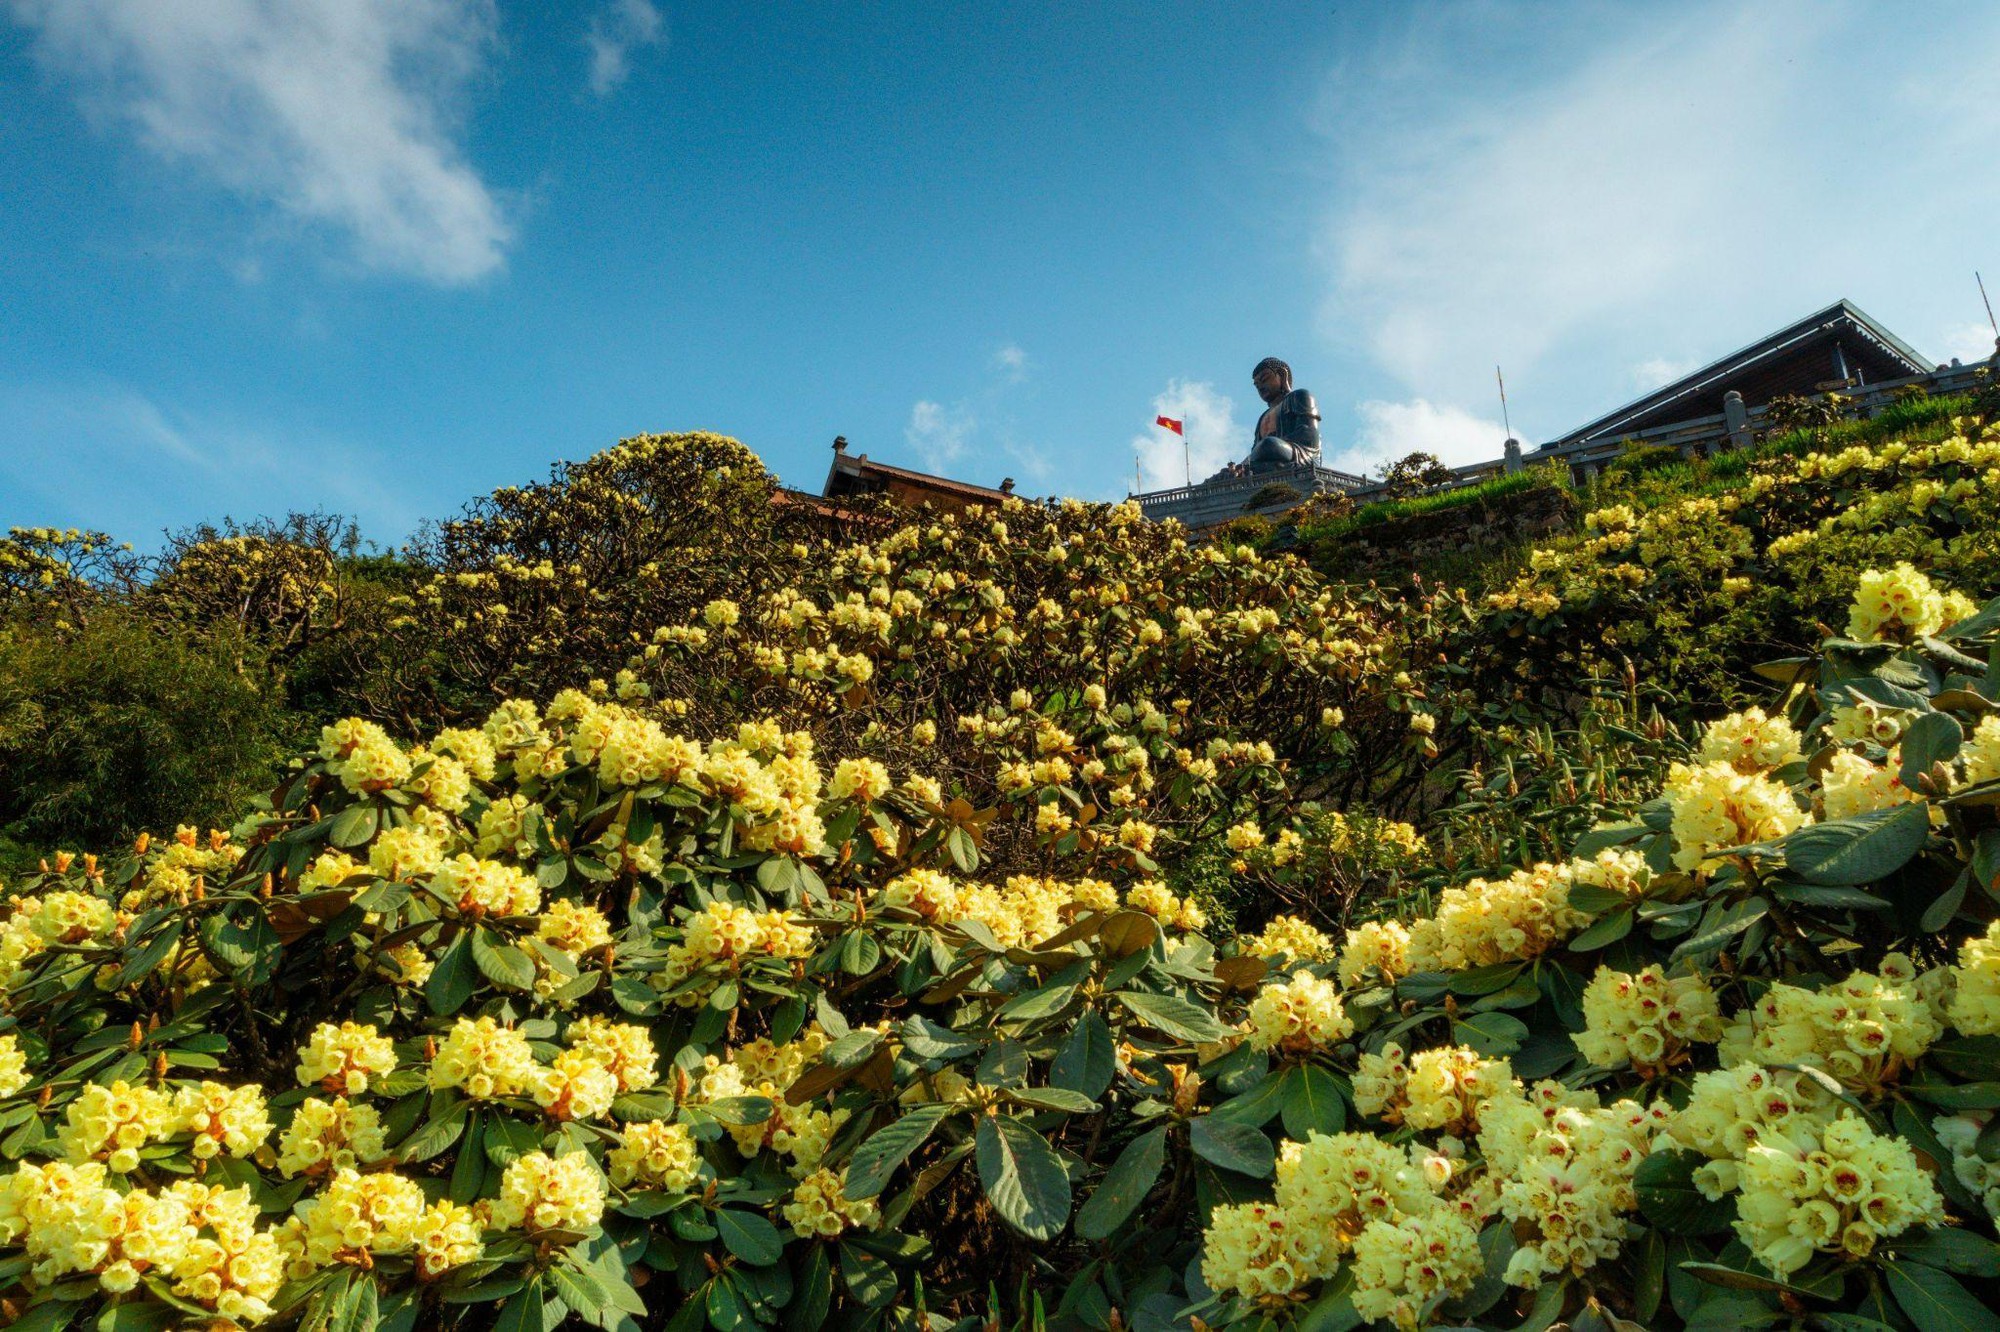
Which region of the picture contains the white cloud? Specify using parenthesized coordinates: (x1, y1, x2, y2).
(1939, 322, 1998, 366)
(905, 399, 975, 470)
(586, 0, 665, 97)
(9, 0, 511, 284)
(1318, 5, 2000, 438)
(1333, 399, 1505, 477)
(1630, 357, 1701, 390)
(897, 346, 1038, 478)
(1131, 381, 1239, 493)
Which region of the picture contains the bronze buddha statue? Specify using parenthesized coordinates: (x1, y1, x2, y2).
(1245, 357, 1320, 472)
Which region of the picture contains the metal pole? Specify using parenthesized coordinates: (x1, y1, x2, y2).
(1496, 366, 1513, 439)
(1979, 271, 1998, 338)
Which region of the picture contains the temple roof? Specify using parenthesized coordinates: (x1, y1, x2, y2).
(821, 439, 1016, 510)
(1539, 299, 1933, 451)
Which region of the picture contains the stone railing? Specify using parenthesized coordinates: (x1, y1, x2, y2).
(1133, 461, 1366, 528)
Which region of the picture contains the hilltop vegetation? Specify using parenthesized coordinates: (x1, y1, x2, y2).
(0, 403, 1997, 1330)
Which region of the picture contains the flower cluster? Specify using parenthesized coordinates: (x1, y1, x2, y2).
(1243, 973, 1352, 1054)
(1846, 561, 1955, 643)
(296, 1020, 398, 1095)
(430, 1016, 541, 1100)
(1353, 1044, 1511, 1135)
(1335, 919, 1409, 986)
(276, 1097, 386, 1178)
(609, 1120, 702, 1192)
(1201, 1132, 1477, 1317)
(1404, 861, 1585, 972)
(782, 1166, 881, 1238)
(485, 1151, 607, 1234)
(658, 899, 818, 1000)
(1696, 707, 1803, 773)
(1477, 1084, 1668, 1285)
(1663, 759, 1808, 871)
(1734, 1115, 1944, 1274)
(1721, 964, 1938, 1093)
(1576, 965, 1722, 1073)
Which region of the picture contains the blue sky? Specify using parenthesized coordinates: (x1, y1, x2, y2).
(4, 2, 1999, 546)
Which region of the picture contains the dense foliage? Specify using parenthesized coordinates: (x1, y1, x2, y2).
(1, 410, 1999, 1331)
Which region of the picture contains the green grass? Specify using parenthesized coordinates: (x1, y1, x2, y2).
(1295, 468, 1556, 544)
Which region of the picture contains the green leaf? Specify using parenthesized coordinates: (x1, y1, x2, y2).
(1669, 898, 1769, 966)
(1050, 1010, 1115, 1100)
(1906, 1081, 2000, 1110)
(899, 1016, 979, 1061)
(707, 1275, 748, 1332)
(1567, 906, 1633, 951)
(1074, 1126, 1167, 1241)
(1211, 1069, 1289, 1127)
(329, 802, 381, 848)
(975, 1114, 1071, 1240)
(1975, 829, 2000, 893)
(490, 1279, 546, 1332)
(1899, 1227, 2000, 1277)
(976, 1039, 1029, 1088)
(714, 1208, 786, 1267)
(1884, 1258, 2000, 1332)
(1634, 1149, 1735, 1235)
(1767, 881, 1891, 910)
(1447, 962, 1525, 995)
(844, 1103, 956, 1199)
(838, 1243, 898, 1309)
(1280, 1063, 1345, 1138)
(1190, 1115, 1275, 1177)
(1924, 872, 1971, 934)
(825, 1030, 883, 1070)
(997, 974, 1080, 1023)
(1783, 803, 1930, 885)
(702, 1096, 774, 1127)
(1004, 1086, 1098, 1113)
(1565, 881, 1635, 914)
(471, 931, 536, 992)
(121, 920, 185, 986)
(395, 1101, 468, 1163)
(1452, 1010, 1528, 1056)
(788, 1242, 833, 1332)
(1901, 712, 1965, 786)
(424, 931, 477, 1016)
(1114, 991, 1233, 1044)
(837, 931, 881, 976)
(1571, 824, 1647, 859)
(483, 1116, 543, 1168)
(449, 1116, 488, 1204)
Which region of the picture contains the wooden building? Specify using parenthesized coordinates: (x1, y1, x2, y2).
(818, 436, 1016, 513)
(1543, 299, 1933, 451)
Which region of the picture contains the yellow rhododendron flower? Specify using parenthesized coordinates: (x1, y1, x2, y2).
(296, 1021, 397, 1096)
(1244, 973, 1352, 1054)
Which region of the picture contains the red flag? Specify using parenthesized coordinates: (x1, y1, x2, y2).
(1155, 415, 1184, 435)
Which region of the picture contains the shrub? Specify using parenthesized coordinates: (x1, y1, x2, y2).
(1373, 451, 1454, 501)
(1241, 482, 1302, 513)
(0, 571, 1996, 1330)
(0, 609, 295, 856)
